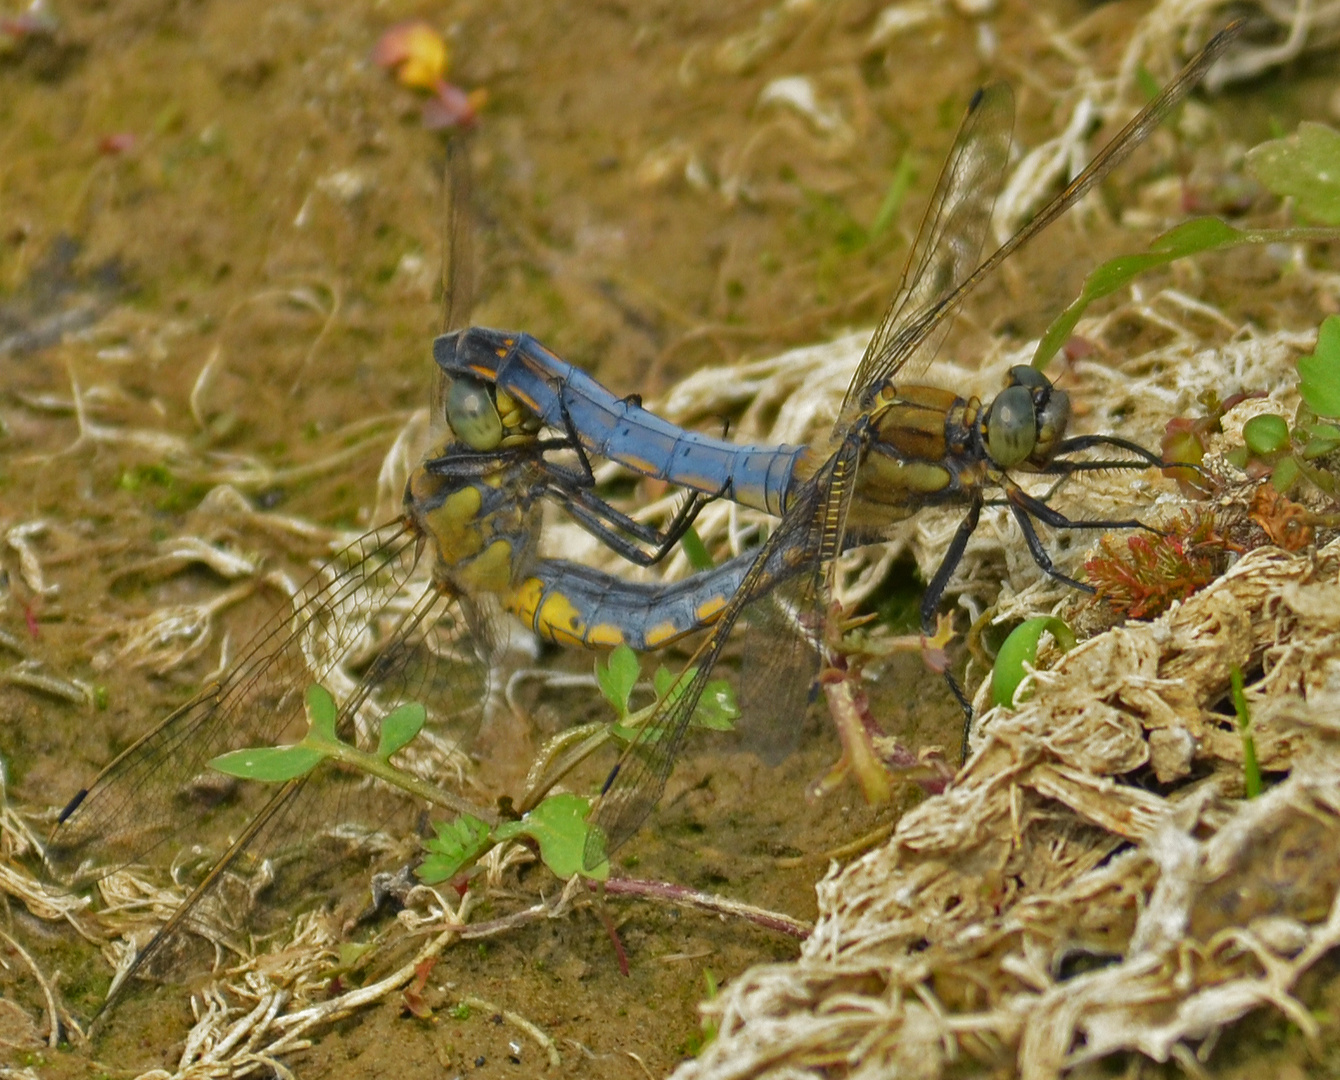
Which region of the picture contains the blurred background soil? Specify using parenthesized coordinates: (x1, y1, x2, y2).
(1, 0, 1338, 1076)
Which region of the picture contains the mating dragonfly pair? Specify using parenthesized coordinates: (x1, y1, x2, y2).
(48, 23, 1241, 990)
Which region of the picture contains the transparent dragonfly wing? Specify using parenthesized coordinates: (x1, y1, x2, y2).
(585, 434, 862, 866)
(48, 520, 497, 990)
(441, 132, 475, 337)
(105, 577, 496, 994)
(842, 21, 1243, 422)
(840, 82, 1014, 419)
(49, 522, 423, 880)
(586, 19, 1246, 870)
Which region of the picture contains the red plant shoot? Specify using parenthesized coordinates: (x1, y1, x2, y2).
(1085, 511, 1228, 619)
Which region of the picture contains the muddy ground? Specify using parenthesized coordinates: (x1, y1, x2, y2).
(1, 0, 1339, 1077)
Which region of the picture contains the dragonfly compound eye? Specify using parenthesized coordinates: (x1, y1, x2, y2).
(1033, 387, 1071, 461)
(986, 383, 1037, 468)
(446, 376, 504, 451)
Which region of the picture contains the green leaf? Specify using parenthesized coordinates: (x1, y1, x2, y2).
(596, 646, 641, 718)
(1270, 455, 1300, 493)
(679, 526, 715, 572)
(305, 684, 339, 741)
(651, 664, 678, 700)
(497, 793, 608, 881)
(376, 702, 426, 759)
(1032, 218, 1244, 370)
(1229, 666, 1262, 798)
(1246, 122, 1340, 226)
(209, 744, 326, 782)
(654, 663, 695, 705)
(867, 151, 916, 241)
(991, 617, 1077, 708)
(1148, 216, 1243, 256)
(1301, 421, 1340, 459)
(417, 814, 495, 883)
(691, 679, 739, 731)
(1242, 414, 1291, 456)
(1298, 316, 1340, 419)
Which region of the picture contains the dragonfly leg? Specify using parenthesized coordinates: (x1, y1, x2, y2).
(559, 484, 708, 567)
(1007, 482, 1153, 536)
(1006, 497, 1093, 594)
(919, 498, 982, 634)
(424, 436, 706, 566)
(1005, 481, 1160, 593)
(919, 498, 979, 738)
(541, 392, 713, 564)
(1051, 433, 1164, 467)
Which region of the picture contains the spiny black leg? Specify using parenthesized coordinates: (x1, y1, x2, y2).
(1052, 433, 1164, 466)
(1040, 458, 1161, 476)
(1006, 498, 1094, 594)
(424, 448, 522, 479)
(920, 498, 982, 634)
(921, 500, 981, 752)
(557, 483, 711, 566)
(1008, 483, 1151, 534)
(556, 396, 598, 486)
(947, 669, 973, 750)
(562, 498, 677, 566)
(657, 489, 710, 553)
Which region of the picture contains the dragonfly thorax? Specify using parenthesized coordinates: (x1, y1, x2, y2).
(404, 442, 540, 593)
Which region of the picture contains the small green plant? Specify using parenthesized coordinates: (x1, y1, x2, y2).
(209, 684, 609, 886)
(680, 968, 721, 1057)
(1245, 121, 1340, 226)
(990, 617, 1077, 709)
(1224, 316, 1340, 496)
(210, 684, 429, 785)
(422, 646, 736, 882)
(1229, 666, 1263, 799)
(678, 525, 715, 572)
(211, 650, 738, 891)
(420, 792, 607, 883)
(1084, 511, 1229, 620)
(1031, 111, 1340, 375)
(597, 644, 739, 746)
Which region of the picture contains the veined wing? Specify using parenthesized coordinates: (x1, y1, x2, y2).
(93, 575, 497, 1000)
(841, 82, 1014, 418)
(842, 23, 1242, 421)
(48, 520, 489, 883)
(585, 432, 863, 866)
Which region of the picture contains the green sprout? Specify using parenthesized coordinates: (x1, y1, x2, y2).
(212, 648, 739, 889)
(208, 683, 609, 887)
(1221, 315, 1340, 497)
(990, 617, 1077, 709)
(1031, 111, 1340, 375)
(424, 645, 738, 883)
(596, 644, 739, 743)
(1245, 121, 1340, 226)
(681, 968, 721, 1057)
(420, 793, 608, 884)
(1229, 666, 1262, 799)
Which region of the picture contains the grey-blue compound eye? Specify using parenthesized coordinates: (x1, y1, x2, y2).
(986, 383, 1038, 468)
(445, 377, 503, 451)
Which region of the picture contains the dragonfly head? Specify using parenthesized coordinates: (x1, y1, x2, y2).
(985, 366, 1070, 469)
(438, 372, 542, 452)
(444, 374, 504, 451)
